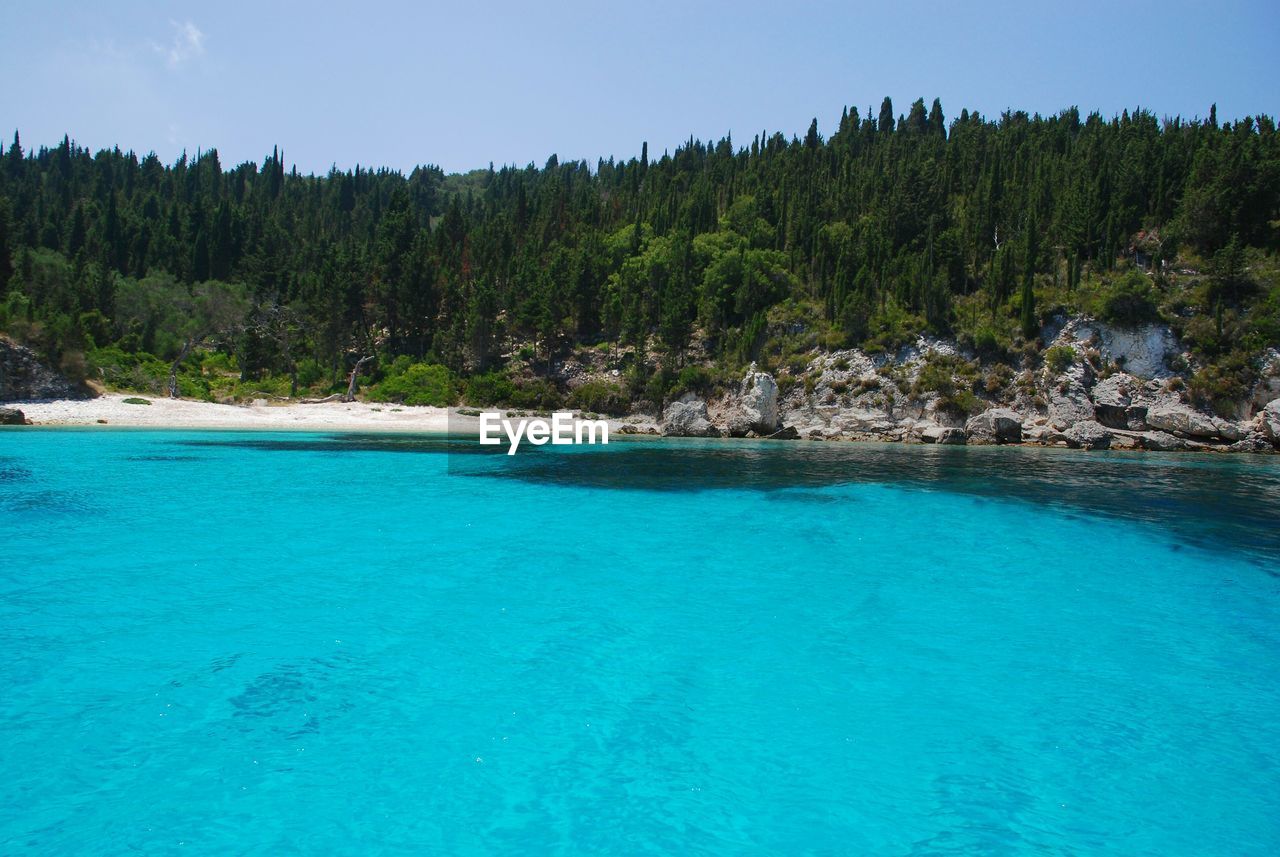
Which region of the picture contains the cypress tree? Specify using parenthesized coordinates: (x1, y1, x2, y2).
(878, 97, 895, 135)
(192, 229, 210, 282)
(1020, 214, 1039, 340)
(928, 98, 945, 137)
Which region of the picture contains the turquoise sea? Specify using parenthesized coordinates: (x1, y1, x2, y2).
(2, 429, 1279, 855)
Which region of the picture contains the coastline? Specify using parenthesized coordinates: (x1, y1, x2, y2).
(10, 394, 1277, 456)
(13, 394, 460, 433)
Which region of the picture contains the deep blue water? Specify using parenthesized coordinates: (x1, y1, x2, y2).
(2, 429, 1279, 855)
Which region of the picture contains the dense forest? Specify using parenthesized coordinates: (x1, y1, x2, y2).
(1, 98, 1278, 412)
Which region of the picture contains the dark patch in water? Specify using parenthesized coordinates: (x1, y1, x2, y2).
(211, 653, 242, 673)
(476, 442, 1280, 564)
(230, 668, 315, 718)
(763, 490, 843, 504)
(171, 432, 1280, 565)
(127, 454, 204, 462)
(0, 464, 32, 482)
(177, 433, 461, 457)
(224, 654, 357, 739)
(1, 489, 92, 515)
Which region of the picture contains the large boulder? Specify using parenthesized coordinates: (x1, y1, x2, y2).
(1045, 362, 1095, 430)
(834, 411, 898, 436)
(965, 408, 1023, 444)
(661, 394, 719, 437)
(1062, 420, 1113, 450)
(920, 424, 967, 445)
(1260, 399, 1280, 445)
(763, 425, 799, 440)
(1145, 403, 1232, 440)
(1229, 432, 1274, 453)
(725, 367, 779, 436)
(1248, 350, 1280, 414)
(0, 407, 28, 425)
(1139, 430, 1189, 452)
(1046, 383, 1095, 430)
(1092, 372, 1150, 430)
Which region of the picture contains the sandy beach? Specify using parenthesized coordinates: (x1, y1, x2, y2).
(15, 394, 460, 432)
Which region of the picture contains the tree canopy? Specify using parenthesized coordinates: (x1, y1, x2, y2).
(1, 100, 1277, 401)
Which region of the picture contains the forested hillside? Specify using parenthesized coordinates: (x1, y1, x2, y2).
(1, 98, 1277, 411)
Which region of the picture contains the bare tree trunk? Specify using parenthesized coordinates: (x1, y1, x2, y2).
(344, 355, 373, 402)
(168, 339, 194, 399)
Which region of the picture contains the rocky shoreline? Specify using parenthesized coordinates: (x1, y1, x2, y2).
(6, 317, 1279, 453)
(619, 315, 1280, 454)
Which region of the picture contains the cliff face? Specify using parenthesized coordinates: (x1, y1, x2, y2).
(647, 316, 1280, 454)
(0, 338, 92, 402)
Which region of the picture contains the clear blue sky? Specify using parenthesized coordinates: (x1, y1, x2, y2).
(3, 0, 1277, 175)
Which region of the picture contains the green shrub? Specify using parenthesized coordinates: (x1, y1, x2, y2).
(295, 358, 325, 388)
(865, 299, 925, 353)
(668, 364, 712, 398)
(178, 376, 213, 401)
(200, 352, 238, 374)
(1100, 272, 1161, 325)
(464, 372, 516, 406)
(88, 345, 170, 393)
(913, 361, 954, 396)
(567, 380, 631, 415)
(1187, 351, 1255, 418)
(937, 389, 983, 417)
(207, 373, 292, 402)
(913, 356, 973, 396)
(982, 363, 1015, 395)
(785, 354, 811, 374)
(643, 367, 671, 407)
(122, 397, 152, 405)
(851, 376, 881, 396)
(508, 378, 563, 410)
(367, 362, 456, 406)
(1045, 345, 1076, 374)
(968, 326, 1009, 360)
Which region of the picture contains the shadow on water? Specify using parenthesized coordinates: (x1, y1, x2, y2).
(175, 433, 1280, 565)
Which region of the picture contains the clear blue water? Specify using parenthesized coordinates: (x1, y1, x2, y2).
(2, 429, 1279, 855)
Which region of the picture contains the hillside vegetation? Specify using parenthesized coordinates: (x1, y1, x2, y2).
(0, 99, 1276, 412)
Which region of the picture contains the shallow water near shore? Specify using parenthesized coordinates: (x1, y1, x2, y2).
(2, 430, 1279, 854)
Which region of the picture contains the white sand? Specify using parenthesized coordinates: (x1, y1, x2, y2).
(16, 394, 461, 432)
